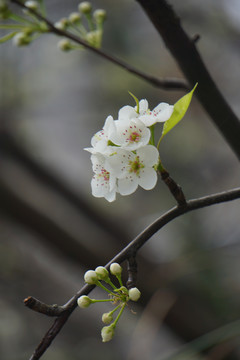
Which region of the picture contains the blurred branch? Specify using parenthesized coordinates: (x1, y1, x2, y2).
(24, 297, 66, 317)
(10, 0, 188, 91)
(0, 130, 129, 245)
(27, 187, 240, 359)
(136, 0, 240, 159)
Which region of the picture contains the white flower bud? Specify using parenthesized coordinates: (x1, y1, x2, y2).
(13, 32, 31, 47)
(25, 1, 38, 10)
(54, 18, 69, 30)
(102, 312, 113, 324)
(110, 263, 122, 276)
(93, 9, 106, 23)
(101, 325, 115, 342)
(128, 287, 141, 302)
(78, 1, 92, 14)
(57, 39, 72, 51)
(84, 270, 98, 284)
(77, 295, 92, 308)
(95, 266, 109, 281)
(69, 12, 81, 24)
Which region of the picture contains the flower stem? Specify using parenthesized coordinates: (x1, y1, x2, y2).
(112, 303, 126, 328)
(96, 281, 116, 296)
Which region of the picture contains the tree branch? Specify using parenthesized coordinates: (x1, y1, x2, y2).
(27, 187, 240, 359)
(10, 0, 188, 91)
(136, 0, 240, 159)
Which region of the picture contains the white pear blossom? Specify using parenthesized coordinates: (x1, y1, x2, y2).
(108, 118, 150, 151)
(107, 145, 159, 196)
(118, 99, 173, 127)
(84, 115, 114, 155)
(91, 153, 117, 202)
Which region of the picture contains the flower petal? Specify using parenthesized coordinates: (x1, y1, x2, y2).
(118, 176, 138, 195)
(138, 99, 148, 113)
(118, 105, 136, 121)
(136, 145, 159, 167)
(153, 103, 174, 122)
(138, 167, 157, 190)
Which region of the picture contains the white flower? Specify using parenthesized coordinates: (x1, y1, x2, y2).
(84, 115, 114, 155)
(95, 266, 109, 281)
(101, 325, 115, 342)
(77, 295, 92, 308)
(84, 270, 98, 284)
(118, 99, 173, 127)
(128, 287, 141, 302)
(91, 153, 117, 202)
(110, 263, 122, 276)
(107, 145, 159, 196)
(108, 118, 150, 151)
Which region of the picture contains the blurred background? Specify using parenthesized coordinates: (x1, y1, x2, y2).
(0, 0, 240, 359)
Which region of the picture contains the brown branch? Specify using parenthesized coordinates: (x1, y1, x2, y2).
(27, 187, 240, 359)
(10, 0, 188, 91)
(136, 0, 240, 159)
(24, 297, 66, 317)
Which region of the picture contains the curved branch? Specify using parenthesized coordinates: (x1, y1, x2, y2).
(10, 0, 188, 91)
(136, 0, 240, 159)
(28, 187, 240, 360)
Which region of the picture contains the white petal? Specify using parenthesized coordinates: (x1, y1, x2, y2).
(153, 103, 174, 122)
(136, 145, 159, 167)
(104, 189, 116, 202)
(118, 176, 138, 195)
(138, 168, 157, 190)
(106, 149, 133, 178)
(138, 99, 148, 113)
(118, 105, 137, 121)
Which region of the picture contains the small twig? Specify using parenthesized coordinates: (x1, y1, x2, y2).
(10, 0, 188, 91)
(159, 168, 187, 207)
(24, 296, 66, 317)
(27, 187, 240, 360)
(126, 255, 138, 289)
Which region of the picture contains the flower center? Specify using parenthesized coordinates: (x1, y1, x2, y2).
(128, 156, 144, 175)
(95, 168, 110, 183)
(128, 131, 141, 143)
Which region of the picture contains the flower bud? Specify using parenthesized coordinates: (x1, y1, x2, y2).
(13, 32, 31, 47)
(57, 39, 72, 51)
(78, 2, 92, 14)
(84, 270, 98, 284)
(77, 295, 92, 308)
(54, 18, 69, 30)
(110, 263, 122, 276)
(101, 325, 115, 342)
(95, 266, 109, 281)
(128, 287, 141, 302)
(102, 312, 113, 324)
(25, 1, 38, 10)
(93, 9, 106, 24)
(69, 12, 81, 24)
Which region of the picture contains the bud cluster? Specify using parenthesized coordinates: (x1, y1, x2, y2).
(56, 1, 107, 51)
(77, 263, 141, 342)
(0, 1, 48, 46)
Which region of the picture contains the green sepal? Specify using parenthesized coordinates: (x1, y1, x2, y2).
(128, 91, 139, 114)
(160, 83, 198, 143)
(0, 31, 18, 43)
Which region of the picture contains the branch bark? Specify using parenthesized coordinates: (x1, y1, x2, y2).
(136, 0, 240, 159)
(27, 187, 240, 359)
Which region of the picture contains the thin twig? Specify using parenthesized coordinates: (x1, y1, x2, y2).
(27, 187, 240, 360)
(24, 297, 66, 317)
(10, 0, 188, 91)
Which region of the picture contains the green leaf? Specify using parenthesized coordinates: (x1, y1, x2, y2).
(0, 31, 18, 43)
(128, 91, 139, 114)
(160, 83, 197, 141)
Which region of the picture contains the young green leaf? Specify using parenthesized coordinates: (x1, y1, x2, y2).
(159, 83, 197, 144)
(128, 91, 139, 114)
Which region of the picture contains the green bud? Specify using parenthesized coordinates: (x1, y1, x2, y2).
(13, 32, 31, 47)
(54, 18, 69, 30)
(78, 1, 92, 14)
(25, 1, 38, 10)
(93, 9, 106, 24)
(101, 324, 115, 342)
(110, 263, 122, 276)
(84, 270, 98, 284)
(69, 12, 81, 24)
(102, 312, 113, 324)
(86, 30, 101, 48)
(77, 295, 92, 308)
(95, 266, 109, 281)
